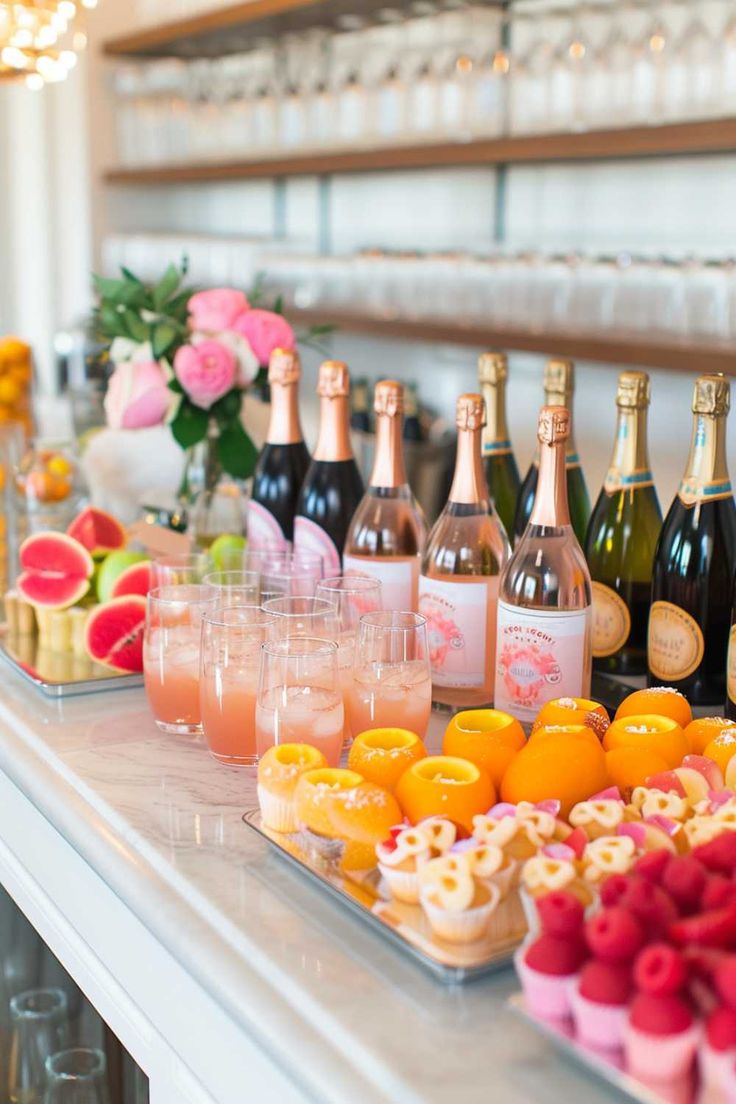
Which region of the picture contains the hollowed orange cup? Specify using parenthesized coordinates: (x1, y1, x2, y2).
(442, 709, 525, 789)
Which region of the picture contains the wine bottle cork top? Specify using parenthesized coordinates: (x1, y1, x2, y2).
(538, 404, 570, 445)
(268, 347, 300, 385)
(478, 352, 508, 384)
(374, 380, 404, 416)
(693, 374, 730, 416)
(617, 370, 650, 409)
(317, 360, 350, 398)
(456, 393, 486, 431)
(544, 358, 574, 395)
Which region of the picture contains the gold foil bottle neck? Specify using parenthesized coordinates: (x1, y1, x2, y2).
(317, 360, 350, 399)
(616, 370, 650, 409)
(537, 405, 570, 446)
(374, 379, 404, 417)
(456, 393, 486, 432)
(478, 352, 508, 385)
(268, 347, 300, 386)
(544, 358, 574, 397)
(693, 374, 730, 417)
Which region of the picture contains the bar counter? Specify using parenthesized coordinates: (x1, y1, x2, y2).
(0, 671, 622, 1103)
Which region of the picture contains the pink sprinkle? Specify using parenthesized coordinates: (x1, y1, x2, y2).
(591, 786, 624, 803)
(488, 802, 517, 819)
(618, 822, 646, 847)
(646, 814, 679, 837)
(708, 790, 734, 810)
(542, 843, 575, 861)
(535, 799, 561, 816)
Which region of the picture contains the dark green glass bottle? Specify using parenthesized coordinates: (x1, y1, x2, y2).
(479, 351, 519, 540)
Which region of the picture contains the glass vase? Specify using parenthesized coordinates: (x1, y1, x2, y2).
(179, 427, 245, 550)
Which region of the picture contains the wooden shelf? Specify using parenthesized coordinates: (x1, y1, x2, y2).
(103, 119, 736, 186)
(290, 308, 736, 375)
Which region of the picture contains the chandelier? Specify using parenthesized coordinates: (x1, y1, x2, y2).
(0, 1, 98, 88)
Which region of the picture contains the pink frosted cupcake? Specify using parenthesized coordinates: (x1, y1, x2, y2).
(376, 825, 432, 904)
(515, 933, 588, 1020)
(699, 1007, 736, 1095)
(570, 960, 632, 1050)
(624, 944, 700, 1081)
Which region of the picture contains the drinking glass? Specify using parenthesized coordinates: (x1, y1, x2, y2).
(349, 611, 432, 739)
(200, 606, 278, 764)
(143, 585, 216, 735)
(315, 576, 382, 743)
(262, 596, 339, 640)
(9, 988, 69, 1104)
(151, 552, 213, 587)
(244, 543, 293, 573)
(203, 570, 260, 607)
(261, 566, 317, 598)
(255, 638, 344, 765)
(44, 1048, 111, 1104)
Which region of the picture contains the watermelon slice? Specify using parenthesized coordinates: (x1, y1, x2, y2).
(85, 596, 146, 673)
(111, 560, 152, 599)
(96, 551, 150, 603)
(67, 507, 126, 557)
(17, 531, 94, 610)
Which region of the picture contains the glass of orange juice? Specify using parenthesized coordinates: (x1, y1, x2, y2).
(200, 605, 278, 764)
(255, 638, 344, 766)
(203, 569, 261, 607)
(349, 611, 432, 739)
(143, 585, 216, 735)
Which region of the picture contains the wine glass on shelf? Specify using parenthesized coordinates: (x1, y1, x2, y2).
(508, 13, 554, 134)
(44, 1048, 111, 1104)
(348, 611, 432, 740)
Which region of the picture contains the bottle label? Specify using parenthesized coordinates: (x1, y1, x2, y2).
(604, 469, 654, 495)
(648, 600, 705, 681)
(678, 477, 733, 508)
(566, 451, 582, 471)
(482, 438, 513, 457)
(418, 575, 496, 689)
(727, 626, 736, 706)
(591, 582, 631, 657)
(293, 516, 341, 573)
(343, 555, 419, 612)
(494, 602, 590, 723)
(246, 500, 289, 552)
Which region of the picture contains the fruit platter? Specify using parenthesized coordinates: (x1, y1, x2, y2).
(1, 506, 149, 696)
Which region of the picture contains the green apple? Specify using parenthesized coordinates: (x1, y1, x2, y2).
(96, 550, 148, 603)
(209, 534, 246, 571)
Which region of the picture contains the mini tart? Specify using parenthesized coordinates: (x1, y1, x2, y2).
(294, 768, 364, 838)
(583, 835, 637, 883)
(568, 798, 627, 840)
(376, 826, 432, 904)
(419, 858, 499, 943)
(257, 743, 329, 832)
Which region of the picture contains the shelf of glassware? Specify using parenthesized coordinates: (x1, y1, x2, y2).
(289, 308, 736, 375)
(103, 117, 736, 185)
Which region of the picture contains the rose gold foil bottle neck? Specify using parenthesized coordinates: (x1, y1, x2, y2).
(314, 359, 353, 461)
(268, 347, 301, 386)
(317, 360, 350, 399)
(371, 380, 407, 488)
(456, 393, 486, 432)
(530, 405, 572, 527)
(267, 348, 303, 444)
(374, 379, 404, 417)
(450, 393, 489, 504)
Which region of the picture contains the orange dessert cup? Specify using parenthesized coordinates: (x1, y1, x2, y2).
(395, 756, 495, 834)
(442, 709, 525, 789)
(500, 732, 609, 818)
(614, 687, 692, 729)
(683, 716, 734, 754)
(703, 728, 736, 775)
(347, 728, 427, 791)
(604, 746, 670, 797)
(528, 723, 602, 750)
(294, 768, 364, 838)
(329, 781, 403, 871)
(257, 743, 329, 832)
(602, 714, 688, 770)
(531, 697, 610, 740)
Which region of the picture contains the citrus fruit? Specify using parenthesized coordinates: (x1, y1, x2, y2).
(329, 781, 402, 845)
(529, 723, 601, 749)
(442, 709, 525, 788)
(605, 746, 671, 796)
(532, 697, 610, 740)
(294, 768, 364, 838)
(603, 714, 688, 770)
(683, 717, 734, 754)
(347, 728, 426, 790)
(703, 729, 736, 775)
(209, 533, 246, 571)
(500, 733, 609, 818)
(614, 688, 692, 729)
(395, 756, 494, 833)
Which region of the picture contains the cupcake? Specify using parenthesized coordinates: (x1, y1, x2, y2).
(521, 846, 594, 932)
(418, 816, 457, 855)
(450, 838, 518, 899)
(569, 792, 629, 841)
(570, 960, 633, 1050)
(515, 933, 587, 1020)
(699, 1007, 736, 1095)
(376, 825, 432, 904)
(624, 944, 700, 1081)
(473, 801, 559, 862)
(418, 855, 500, 943)
(582, 835, 637, 884)
(257, 743, 328, 832)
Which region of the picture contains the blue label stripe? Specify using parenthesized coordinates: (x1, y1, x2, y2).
(679, 479, 733, 500)
(614, 470, 654, 487)
(483, 439, 512, 455)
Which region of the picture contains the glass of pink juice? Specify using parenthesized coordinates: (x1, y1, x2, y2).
(143, 585, 216, 735)
(348, 611, 432, 739)
(199, 605, 278, 765)
(262, 595, 340, 640)
(255, 638, 344, 766)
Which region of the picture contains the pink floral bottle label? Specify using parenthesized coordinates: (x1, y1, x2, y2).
(294, 515, 341, 573)
(494, 601, 590, 723)
(246, 500, 288, 551)
(418, 575, 496, 689)
(343, 555, 419, 612)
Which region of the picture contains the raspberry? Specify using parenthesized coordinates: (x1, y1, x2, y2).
(634, 850, 672, 885)
(702, 877, 736, 911)
(662, 856, 707, 913)
(536, 891, 585, 938)
(669, 903, 736, 949)
(525, 934, 587, 976)
(706, 1006, 736, 1051)
(629, 993, 694, 1035)
(683, 945, 727, 981)
(714, 957, 736, 1011)
(579, 960, 632, 1006)
(694, 834, 736, 876)
(600, 873, 631, 907)
(620, 876, 678, 937)
(634, 943, 687, 996)
(585, 907, 645, 963)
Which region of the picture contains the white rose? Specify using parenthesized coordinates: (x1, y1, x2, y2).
(109, 338, 155, 366)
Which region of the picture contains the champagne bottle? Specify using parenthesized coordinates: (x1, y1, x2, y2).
(649, 374, 736, 704)
(294, 360, 365, 573)
(495, 405, 592, 724)
(247, 348, 311, 550)
(513, 358, 590, 546)
(344, 380, 427, 610)
(585, 371, 663, 676)
(403, 383, 423, 442)
(419, 394, 509, 707)
(479, 351, 519, 540)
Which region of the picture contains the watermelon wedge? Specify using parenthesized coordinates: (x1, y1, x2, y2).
(17, 532, 94, 610)
(85, 596, 146, 673)
(68, 507, 126, 557)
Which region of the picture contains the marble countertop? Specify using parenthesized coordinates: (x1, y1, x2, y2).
(0, 672, 625, 1104)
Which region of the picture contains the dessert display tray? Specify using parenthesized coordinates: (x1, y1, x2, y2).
(509, 994, 696, 1104)
(243, 808, 528, 983)
(0, 630, 143, 698)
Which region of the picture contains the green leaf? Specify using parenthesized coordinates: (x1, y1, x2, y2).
(217, 421, 258, 480)
(99, 302, 126, 337)
(93, 274, 125, 299)
(120, 266, 143, 285)
(153, 264, 181, 311)
(121, 309, 149, 342)
(272, 294, 284, 315)
(165, 288, 194, 322)
(210, 389, 242, 426)
(170, 403, 208, 450)
(152, 322, 179, 359)
(168, 378, 184, 394)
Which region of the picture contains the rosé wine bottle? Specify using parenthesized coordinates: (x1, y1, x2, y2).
(495, 405, 592, 725)
(419, 394, 509, 708)
(343, 380, 427, 611)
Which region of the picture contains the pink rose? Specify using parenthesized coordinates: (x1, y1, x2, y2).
(174, 340, 236, 409)
(233, 309, 296, 366)
(187, 288, 250, 333)
(104, 360, 173, 430)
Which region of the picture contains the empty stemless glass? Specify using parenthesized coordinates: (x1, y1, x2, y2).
(349, 611, 432, 739)
(262, 595, 340, 639)
(255, 637, 344, 766)
(200, 605, 278, 765)
(203, 570, 261, 606)
(9, 988, 69, 1104)
(44, 1048, 111, 1104)
(143, 585, 216, 735)
(151, 551, 213, 587)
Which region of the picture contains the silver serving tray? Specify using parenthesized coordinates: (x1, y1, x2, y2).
(0, 632, 143, 698)
(243, 807, 527, 983)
